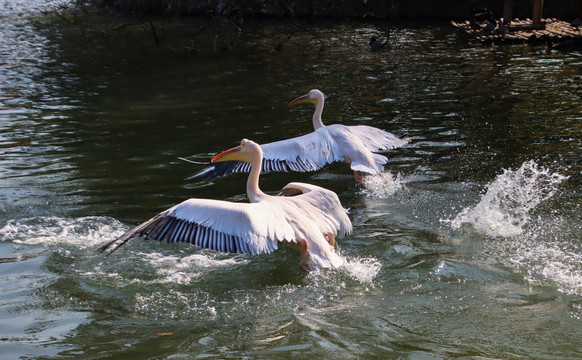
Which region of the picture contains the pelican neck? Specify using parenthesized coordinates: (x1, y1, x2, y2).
(247, 150, 267, 203)
(312, 98, 325, 129)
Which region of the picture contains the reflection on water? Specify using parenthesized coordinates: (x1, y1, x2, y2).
(1, 2, 582, 359)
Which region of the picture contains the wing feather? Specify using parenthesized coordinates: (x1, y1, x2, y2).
(100, 198, 298, 255)
(187, 126, 408, 180)
(340, 124, 409, 152)
(279, 182, 352, 239)
(272, 181, 352, 268)
(327, 124, 409, 174)
(99, 184, 354, 269)
(188, 129, 342, 181)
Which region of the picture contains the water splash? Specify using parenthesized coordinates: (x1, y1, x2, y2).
(340, 255, 382, 283)
(497, 209, 582, 297)
(441, 161, 580, 296)
(134, 288, 218, 320)
(141, 252, 247, 285)
(511, 237, 582, 296)
(360, 170, 413, 198)
(0, 216, 378, 286)
(443, 160, 568, 237)
(0, 216, 126, 248)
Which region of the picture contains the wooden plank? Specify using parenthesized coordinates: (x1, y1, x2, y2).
(555, 26, 581, 37)
(452, 18, 581, 45)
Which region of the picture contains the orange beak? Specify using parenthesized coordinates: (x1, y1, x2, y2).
(288, 93, 314, 106)
(211, 145, 243, 163)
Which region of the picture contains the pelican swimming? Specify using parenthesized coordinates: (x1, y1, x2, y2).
(100, 138, 351, 271)
(189, 89, 409, 183)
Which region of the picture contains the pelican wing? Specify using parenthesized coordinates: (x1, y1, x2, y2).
(277, 182, 352, 268)
(327, 124, 409, 175)
(186, 160, 251, 180)
(187, 126, 408, 181)
(100, 198, 298, 255)
(342, 125, 409, 152)
(187, 129, 343, 181)
(279, 182, 352, 238)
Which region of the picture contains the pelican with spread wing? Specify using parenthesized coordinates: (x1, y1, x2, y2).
(101, 139, 351, 271)
(188, 89, 409, 183)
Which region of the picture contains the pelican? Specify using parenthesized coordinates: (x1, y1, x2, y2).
(100, 139, 351, 271)
(189, 89, 409, 183)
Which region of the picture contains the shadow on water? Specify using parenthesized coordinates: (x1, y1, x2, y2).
(1, 2, 582, 359)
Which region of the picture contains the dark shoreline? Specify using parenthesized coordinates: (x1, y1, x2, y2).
(100, 0, 581, 21)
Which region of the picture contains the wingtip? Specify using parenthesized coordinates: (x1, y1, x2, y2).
(397, 132, 411, 145)
(98, 234, 134, 256)
(185, 165, 217, 180)
(97, 238, 118, 256)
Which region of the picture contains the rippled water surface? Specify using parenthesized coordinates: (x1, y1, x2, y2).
(1, 1, 582, 359)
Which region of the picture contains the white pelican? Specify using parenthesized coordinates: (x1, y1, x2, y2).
(189, 89, 409, 183)
(100, 139, 352, 271)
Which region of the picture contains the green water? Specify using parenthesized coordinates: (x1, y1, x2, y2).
(1, 2, 581, 359)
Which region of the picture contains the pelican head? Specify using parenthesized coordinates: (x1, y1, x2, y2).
(289, 89, 326, 129)
(212, 138, 265, 201)
(212, 138, 262, 164)
(288, 89, 325, 107)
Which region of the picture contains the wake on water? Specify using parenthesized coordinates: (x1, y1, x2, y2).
(0, 216, 381, 284)
(1, 161, 574, 292)
(0, 216, 127, 249)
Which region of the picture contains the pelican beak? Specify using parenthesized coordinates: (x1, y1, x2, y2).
(211, 145, 244, 163)
(289, 93, 315, 106)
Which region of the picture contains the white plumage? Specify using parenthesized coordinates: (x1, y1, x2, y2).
(100, 139, 352, 270)
(189, 89, 409, 182)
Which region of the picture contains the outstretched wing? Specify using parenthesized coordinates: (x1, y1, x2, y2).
(327, 124, 409, 175)
(186, 129, 344, 181)
(345, 125, 409, 152)
(186, 126, 408, 181)
(100, 198, 297, 255)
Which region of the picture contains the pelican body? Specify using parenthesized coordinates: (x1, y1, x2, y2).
(190, 89, 408, 182)
(101, 139, 352, 270)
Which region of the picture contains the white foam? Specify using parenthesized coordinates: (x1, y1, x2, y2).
(360, 170, 413, 198)
(443, 160, 568, 237)
(506, 216, 582, 296)
(0, 216, 126, 248)
(515, 242, 582, 295)
(441, 160, 580, 296)
(141, 252, 248, 285)
(340, 254, 382, 283)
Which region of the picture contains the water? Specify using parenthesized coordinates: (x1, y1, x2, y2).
(1, 1, 582, 359)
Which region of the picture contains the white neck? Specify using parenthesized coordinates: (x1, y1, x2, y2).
(312, 97, 325, 130)
(247, 149, 266, 203)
